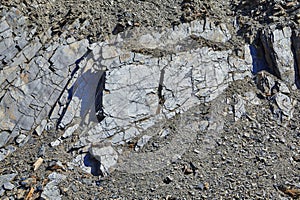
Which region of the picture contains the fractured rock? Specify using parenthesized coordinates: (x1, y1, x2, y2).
(256, 70, 290, 96)
(50, 39, 89, 70)
(0, 173, 17, 195)
(271, 93, 295, 120)
(89, 145, 118, 176)
(135, 135, 152, 151)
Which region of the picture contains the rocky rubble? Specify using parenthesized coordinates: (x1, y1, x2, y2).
(0, 0, 300, 199)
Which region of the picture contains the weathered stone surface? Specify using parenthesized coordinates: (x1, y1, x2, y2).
(272, 27, 295, 83)
(272, 93, 294, 119)
(41, 181, 61, 200)
(41, 172, 66, 200)
(135, 135, 152, 151)
(15, 134, 26, 144)
(0, 4, 299, 178)
(258, 26, 297, 85)
(62, 124, 79, 139)
(0, 20, 9, 33)
(0, 145, 16, 161)
(3, 182, 14, 190)
(233, 95, 246, 121)
(0, 173, 16, 196)
(0, 173, 17, 189)
(89, 145, 118, 175)
(22, 40, 42, 61)
(50, 40, 89, 70)
(0, 131, 10, 148)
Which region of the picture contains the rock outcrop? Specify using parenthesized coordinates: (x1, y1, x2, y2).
(0, 2, 299, 176)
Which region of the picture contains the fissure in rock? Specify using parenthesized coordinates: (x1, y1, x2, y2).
(95, 71, 106, 122)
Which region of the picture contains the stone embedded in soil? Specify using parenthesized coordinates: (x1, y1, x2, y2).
(62, 124, 79, 139)
(272, 93, 294, 119)
(233, 95, 246, 121)
(135, 135, 152, 151)
(3, 182, 14, 190)
(41, 172, 66, 200)
(89, 145, 118, 175)
(0, 173, 17, 193)
(15, 134, 26, 144)
(41, 181, 62, 200)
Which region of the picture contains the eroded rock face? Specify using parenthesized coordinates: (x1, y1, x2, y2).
(49, 21, 254, 171)
(0, 5, 299, 175)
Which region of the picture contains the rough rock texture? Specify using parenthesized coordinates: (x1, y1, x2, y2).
(0, 0, 300, 199)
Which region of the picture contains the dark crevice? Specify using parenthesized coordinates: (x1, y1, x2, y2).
(291, 30, 300, 88)
(15, 45, 21, 51)
(158, 68, 165, 106)
(259, 30, 281, 79)
(156, 68, 166, 115)
(95, 71, 106, 122)
(249, 41, 269, 75)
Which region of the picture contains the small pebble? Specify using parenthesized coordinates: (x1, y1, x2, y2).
(16, 134, 26, 144)
(50, 139, 61, 147)
(195, 182, 204, 190)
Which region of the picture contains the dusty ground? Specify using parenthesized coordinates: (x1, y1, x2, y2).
(2, 78, 300, 199)
(1, 0, 300, 199)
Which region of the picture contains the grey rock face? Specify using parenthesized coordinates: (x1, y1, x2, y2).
(0, 8, 89, 149)
(258, 26, 296, 85)
(0, 131, 10, 148)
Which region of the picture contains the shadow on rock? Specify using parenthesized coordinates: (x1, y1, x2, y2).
(83, 153, 102, 176)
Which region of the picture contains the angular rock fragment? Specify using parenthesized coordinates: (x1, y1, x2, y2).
(0, 173, 17, 196)
(50, 39, 89, 70)
(41, 181, 62, 200)
(135, 135, 152, 151)
(271, 93, 295, 120)
(89, 145, 118, 176)
(41, 172, 66, 200)
(3, 182, 14, 190)
(256, 70, 290, 96)
(62, 124, 79, 139)
(257, 26, 296, 84)
(233, 95, 246, 121)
